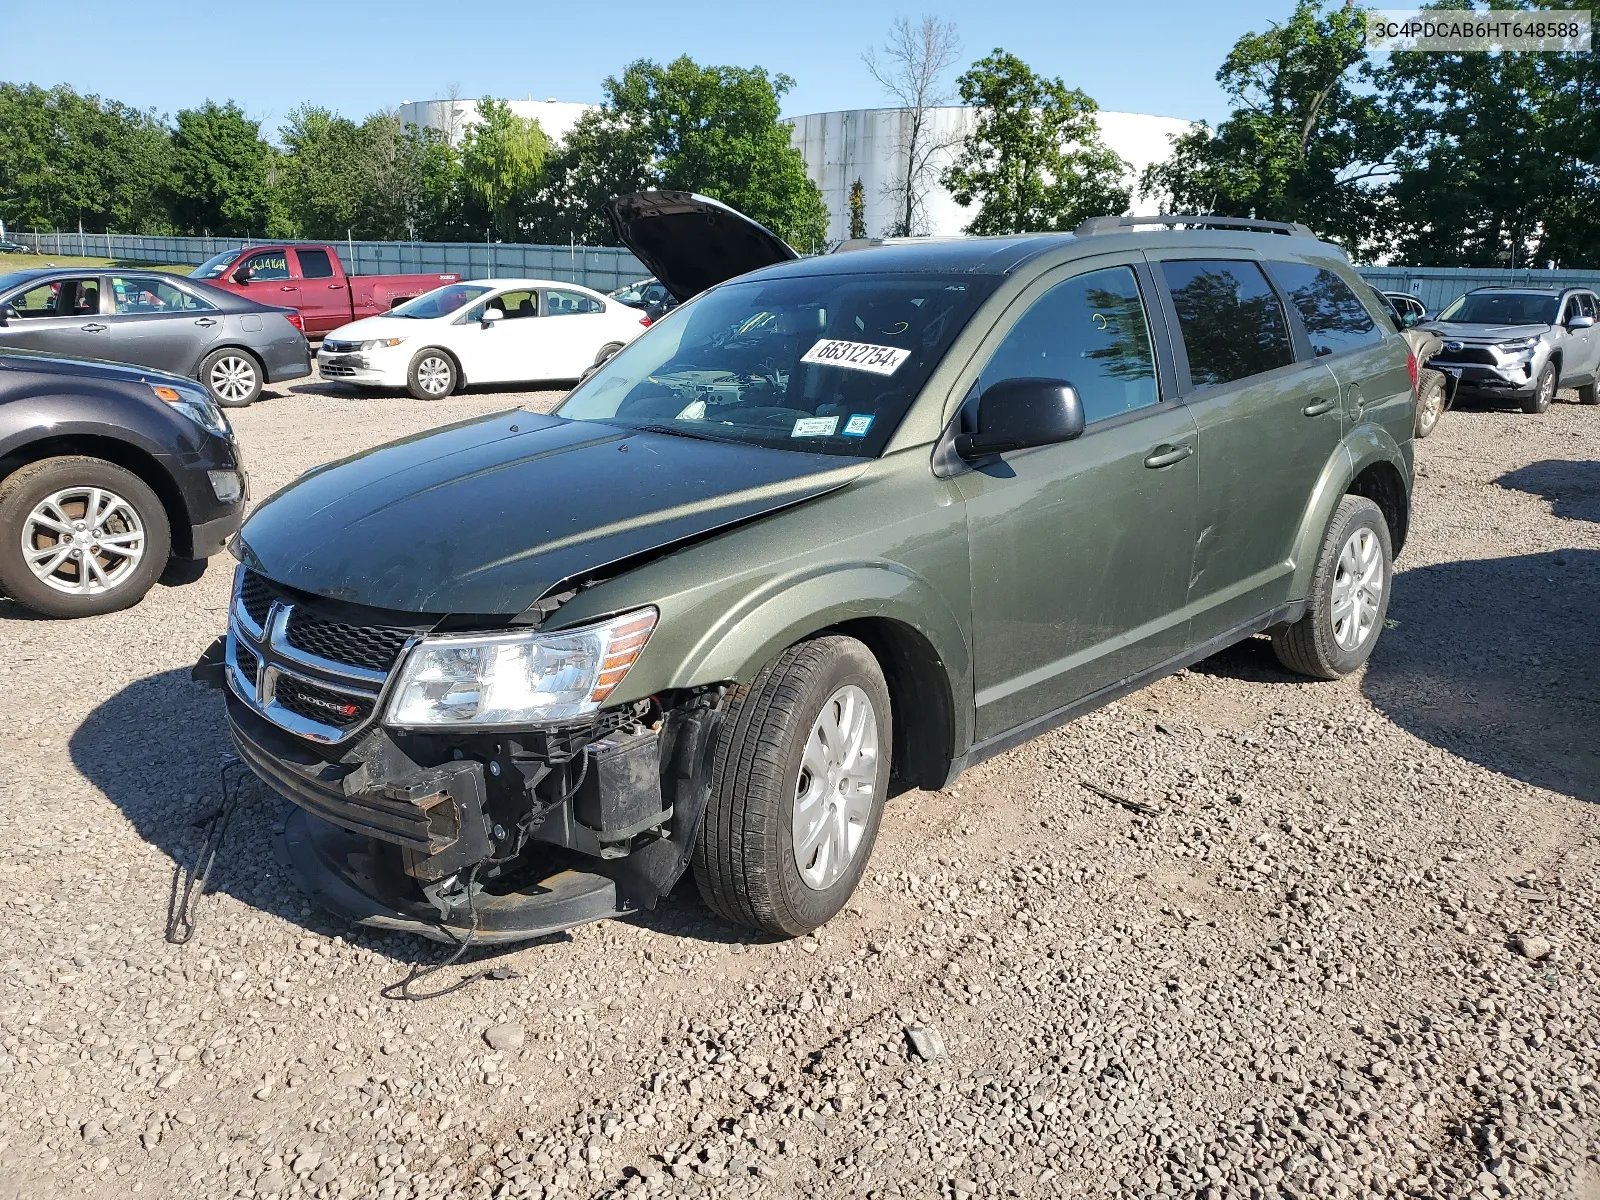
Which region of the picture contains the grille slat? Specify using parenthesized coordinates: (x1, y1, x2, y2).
(286, 610, 413, 672)
(235, 643, 259, 681)
(239, 573, 273, 627)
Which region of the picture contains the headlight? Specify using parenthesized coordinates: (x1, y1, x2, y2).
(386, 608, 658, 727)
(1496, 337, 1539, 352)
(360, 338, 406, 350)
(149, 383, 230, 438)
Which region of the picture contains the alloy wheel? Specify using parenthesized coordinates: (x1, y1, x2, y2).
(1330, 527, 1383, 652)
(208, 355, 258, 404)
(21, 486, 146, 596)
(792, 684, 879, 891)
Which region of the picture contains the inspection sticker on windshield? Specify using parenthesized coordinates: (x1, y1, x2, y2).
(842, 414, 874, 437)
(801, 338, 911, 376)
(791, 416, 839, 437)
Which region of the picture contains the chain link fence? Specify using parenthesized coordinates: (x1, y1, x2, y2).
(4, 231, 650, 295)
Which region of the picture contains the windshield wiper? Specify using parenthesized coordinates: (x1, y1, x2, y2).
(630, 422, 739, 444)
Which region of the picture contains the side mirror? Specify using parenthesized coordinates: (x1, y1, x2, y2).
(955, 378, 1085, 460)
(1567, 314, 1595, 330)
(233, 267, 254, 284)
(480, 308, 503, 328)
(0, 303, 16, 324)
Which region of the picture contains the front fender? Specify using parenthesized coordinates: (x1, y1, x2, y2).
(1288, 423, 1412, 598)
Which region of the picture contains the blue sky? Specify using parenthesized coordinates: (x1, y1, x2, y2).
(0, 0, 1296, 137)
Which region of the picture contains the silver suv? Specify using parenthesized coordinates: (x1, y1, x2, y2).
(1426, 287, 1600, 414)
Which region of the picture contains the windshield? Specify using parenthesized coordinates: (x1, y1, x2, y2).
(1438, 292, 1560, 325)
(390, 283, 494, 320)
(555, 272, 999, 457)
(191, 249, 244, 280)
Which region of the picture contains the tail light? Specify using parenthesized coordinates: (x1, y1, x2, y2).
(1406, 349, 1418, 391)
(284, 311, 304, 332)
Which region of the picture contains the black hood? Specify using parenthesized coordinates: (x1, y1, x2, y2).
(606, 190, 799, 303)
(235, 410, 864, 615)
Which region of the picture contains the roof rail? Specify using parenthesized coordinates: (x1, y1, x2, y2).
(1075, 214, 1316, 238)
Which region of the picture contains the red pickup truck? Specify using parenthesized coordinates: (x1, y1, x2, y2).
(189, 244, 460, 336)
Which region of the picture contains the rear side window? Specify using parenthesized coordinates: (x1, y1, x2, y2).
(296, 249, 334, 279)
(980, 265, 1159, 424)
(1161, 260, 1294, 388)
(1268, 261, 1380, 357)
(546, 289, 603, 316)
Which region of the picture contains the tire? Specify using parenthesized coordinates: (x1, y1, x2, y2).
(1271, 495, 1392, 681)
(580, 341, 626, 384)
(1413, 369, 1446, 438)
(200, 348, 263, 408)
(693, 635, 892, 937)
(0, 456, 171, 618)
(1522, 363, 1556, 414)
(1577, 381, 1598, 405)
(406, 349, 457, 401)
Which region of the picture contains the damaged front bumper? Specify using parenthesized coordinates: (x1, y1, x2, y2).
(194, 633, 724, 943)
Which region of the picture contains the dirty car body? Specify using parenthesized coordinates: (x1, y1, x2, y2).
(202, 198, 1416, 944)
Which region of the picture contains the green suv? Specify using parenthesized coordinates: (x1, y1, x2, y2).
(201, 196, 1414, 944)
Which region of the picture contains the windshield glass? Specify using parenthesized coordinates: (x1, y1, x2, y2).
(390, 283, 494, 320)
(1439, 292, 1560, 325)
(191, 249, 244, 280)
(555, 272, 998, 457)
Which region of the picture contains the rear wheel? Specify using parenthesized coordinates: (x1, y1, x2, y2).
(693, 636, 891, 937)
(1272, 495, 1391, 680)
(200, 348, 263, 408)
(0, 456, 171, 618)
(1522, 363, 1556, 414)
(1413, 369, 1446, 438)
(406, 349, 456, 401)
(1577, 381, 1598, 405)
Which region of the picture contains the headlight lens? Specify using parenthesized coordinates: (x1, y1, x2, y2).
(150, 383, 230, 438)
(386, 608, 658, 727)
(1497, 337, 1539, 352)
(360, 337, 406, 350)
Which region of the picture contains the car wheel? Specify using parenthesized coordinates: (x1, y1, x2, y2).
(1271, 495, 1392, 681)
(1577, 381, 1598, 406)
(200, 348, 264, 408)
(693, 635, 892, 937)
(579, 341, 626, 383)
(0, 456, 171, 618)
(1413, 369, 1447, 438)
(406, 349, 457, 401)
(1522, 363, 1556, 414)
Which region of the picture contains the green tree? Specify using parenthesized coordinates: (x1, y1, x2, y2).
(942, 50, 1129, 235)
(459, 98, 551, 240)
(524, 108, 656, 245)
(167, 101, 288, 236)
(1139, 1, 1388, 253)
(280, 105, 369, 238)
(0, 83, 171, 233)
(608, 56, 829, 249)
(356, 113, 466, 241)
(1375, 1, 1594, 266)
(848, 178, 867, 240)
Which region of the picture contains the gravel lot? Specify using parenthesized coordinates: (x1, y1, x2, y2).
(1, 372, 1597, 1200)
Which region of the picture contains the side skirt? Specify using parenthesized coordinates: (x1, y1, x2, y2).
(945, 601, 1306, 782)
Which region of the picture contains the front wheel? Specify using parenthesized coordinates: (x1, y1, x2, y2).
(1413, 369, 1446, 438)
(0, 456, 171, 618)
(693, 635, 892, 937)
(200, 348, 263, 408)
(406, 349, 457, 401)
(1522, 363, 1556, 414)
(1272, 495, 1392, 680)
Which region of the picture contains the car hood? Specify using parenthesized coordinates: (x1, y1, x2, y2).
(606, 190, 799, 303)
(0, 347, 196, 389)
(235, 410, 866, 614)
(1426, 322, 1552, 342)
(323, 314, 424, 342)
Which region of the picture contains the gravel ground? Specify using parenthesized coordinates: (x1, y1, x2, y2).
(0, 374, 1597, 1200)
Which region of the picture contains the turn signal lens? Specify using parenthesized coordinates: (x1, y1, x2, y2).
(150, 385, 182, 403)
(589, 610, 659, 703)
(1406, 350, 1418, 390)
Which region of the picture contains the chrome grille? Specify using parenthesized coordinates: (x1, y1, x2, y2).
(226, 566, 420, 744)
(321, 339, 360, 353)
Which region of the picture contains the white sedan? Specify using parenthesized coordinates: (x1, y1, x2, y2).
(316, 279, 650, 400)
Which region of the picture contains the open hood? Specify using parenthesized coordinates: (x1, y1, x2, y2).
(235, 410, 864, 615)
(605, 190, 799, 303)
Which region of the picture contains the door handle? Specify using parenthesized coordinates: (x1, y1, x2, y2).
(80, 323, 106, 333)
(328, 283, 346, 290)
(280, 285, 296, 292)
(194, 317, 218, 327)
(1144, 443, 1193, 469)
(1302, 397, 1337, 416)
